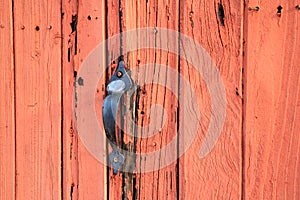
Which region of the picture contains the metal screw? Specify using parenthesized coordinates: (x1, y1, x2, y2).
(248, 6, 259, 11)
(113, 157, 119, 163)
(47, 25, 52, 29)
(117, 71, 123, 78)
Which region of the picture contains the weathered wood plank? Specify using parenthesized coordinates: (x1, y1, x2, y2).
(61, 0, 79, 199)
(106, 0, 124, 198)
(244, 1, 300, 199)
(0, 1, 15, 199)
(13, 0, 62, 199)
(62, 0, 107, 199)
(122, 0, 180, 199)
(179, 0, 243, 199)
(113, 0, 135, 199)
(76, 0, 106, 196)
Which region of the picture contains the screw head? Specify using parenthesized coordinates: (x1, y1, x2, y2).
(117, 71, 123, 78)
(113, 156, 119, 163)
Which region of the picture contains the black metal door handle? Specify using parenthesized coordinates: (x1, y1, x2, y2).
(102, 60, 132, 174)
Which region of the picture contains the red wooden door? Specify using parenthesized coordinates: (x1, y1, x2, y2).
(0, 0, 299, 199)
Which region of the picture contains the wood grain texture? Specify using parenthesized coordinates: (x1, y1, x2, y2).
(62, 0, 107, 199)
(61, 0, 79, 199)
(0, 1, 15, 199)
(244, 1, 300, 199)
(76, 0, 106, 199)
(179, 0, 243, 199)
(1, 0, 299, 199)
(122, 0, 180, 199)
(13, 0, 62, 199)
(106, 0, 124, 199)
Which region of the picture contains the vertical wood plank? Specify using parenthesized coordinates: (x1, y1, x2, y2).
(122, 0, 180, 199)
(62, 0, 107, 199)
(116, 0, 135, 199)
(13, 0, 62, 199)
(179, 0, 243, 199)
(76, 0, 106, 199)
(0, 1, 15, 199)
(245, 1, 300, 199)
(61, 0, 79, 199)
(106, 0, 123, 199)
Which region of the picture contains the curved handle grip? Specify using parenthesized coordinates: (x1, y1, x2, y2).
(102, 61, 132, 174)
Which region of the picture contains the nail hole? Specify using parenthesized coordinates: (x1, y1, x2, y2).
(87, 15, 91, 20)
(137, 59, 141, 64)
(235, 88, 239, 96)
(35, 26, 40, 31)
(48, 25, 52, 29)
(141, 111, 145, 115)
(189, 11, 194, 17)
(21, 25, 25, 30)
(95, 17, 98, 20)
(296, 5, 300, 10)
(69, 128, 74, 134)
(277, 5, 283, 16)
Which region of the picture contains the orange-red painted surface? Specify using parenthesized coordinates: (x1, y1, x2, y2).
(0, 0, 299, 199)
